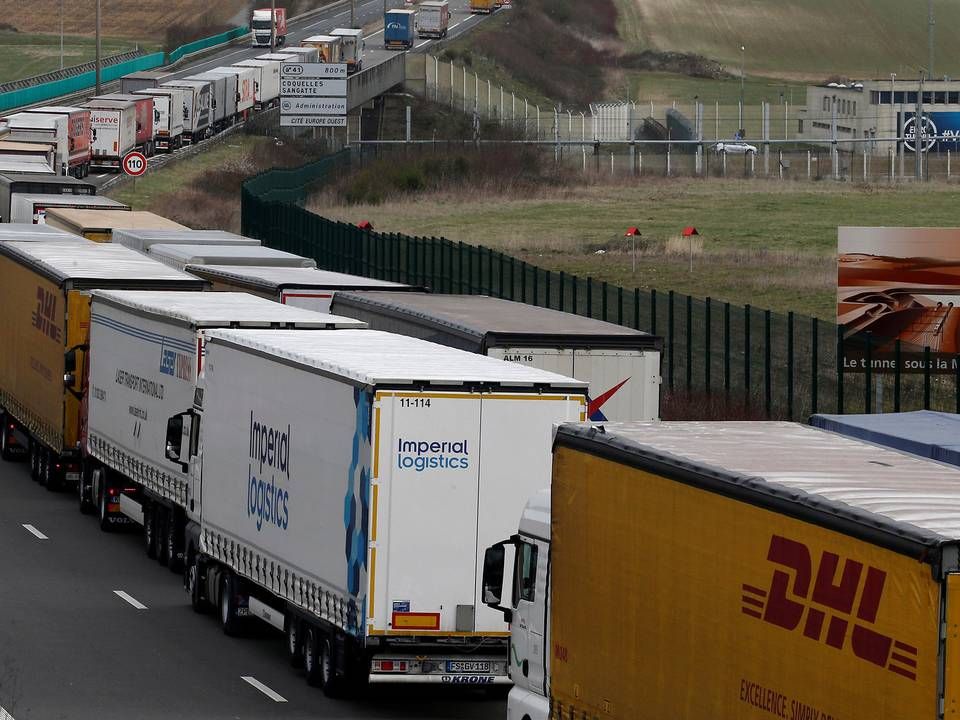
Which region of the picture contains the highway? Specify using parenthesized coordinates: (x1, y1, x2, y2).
(0, 459, 505, 719)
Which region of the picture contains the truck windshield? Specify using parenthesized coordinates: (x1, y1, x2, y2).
(251, 20, 273, 29)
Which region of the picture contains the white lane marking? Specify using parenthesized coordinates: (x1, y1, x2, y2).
(22, 524, 47, 540)
(95, 173, 109, 179)
(415, 40, 430, 48)
(113, 590, 148, 610)
(241, 676, 288, 703)
(0, 705, 15, 719)
(450, 21, 462, 28)
(368, 28, 384, 37)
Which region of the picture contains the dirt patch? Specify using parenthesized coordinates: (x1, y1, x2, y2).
(619, 50, 729, 80)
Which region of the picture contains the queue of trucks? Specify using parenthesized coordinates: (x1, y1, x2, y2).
(3, 210, 960, 720)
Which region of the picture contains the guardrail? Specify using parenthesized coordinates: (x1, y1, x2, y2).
(0, 26, 249, 113)
(0, 49, 145, 93)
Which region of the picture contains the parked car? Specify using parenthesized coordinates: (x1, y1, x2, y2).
(713, 140, 757, 154)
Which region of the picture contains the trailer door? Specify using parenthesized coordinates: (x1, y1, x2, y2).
(573, 348, 660, 421)
(371, 391, 480, 635)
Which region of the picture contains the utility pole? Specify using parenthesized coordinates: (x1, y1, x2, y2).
(928, 0, 935, 79)
(916, 71, 925, 181)
(270, 0, 276, 52)
(351, 0, 356, 27)
(95, 0, 102, 95)
(739, 45, 745, 135)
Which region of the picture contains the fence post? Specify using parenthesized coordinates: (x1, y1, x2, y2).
(686, 295, 693, 391)
(587, 278, 593, 318)
(894, 339, 901, 412)
(532, 266, 539, 306)
(617, 286, 623, 326)
(764, 309, 771, 418)
(668, 290, 675, 391)
(601, 281, 608, 320)
(510, 257, 516, 301)
(744, 305, 751, 406)
(467, 243, 474, 292)
(705, 297, 712, 394)
(651, 289, 657, 336)
(810, 317, 818, 415)
(559, 271, 565, 311)
(633, 289, 640, 331)
(924, 346, 932, 409)
(545, 269, 551, 309)
(864, 332, 872, 414)
(836, 324, 844, 413)
(498, 252, 505, 298)
(520, 261, 527, 303)
(786, 311, 794, 420)
(572, 276, 578, 316)
(724, 302, 731, 395)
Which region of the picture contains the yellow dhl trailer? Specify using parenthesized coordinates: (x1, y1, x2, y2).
(0, 241, 204, 489)
(482, 421, 960, 720)
(43, 208, 188, 242)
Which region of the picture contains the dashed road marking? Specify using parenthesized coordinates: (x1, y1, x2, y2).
(113, 590, 148, 610)
(242, 676, 288, 702)
(0, 704, 15, 719)
(22, 524, 47, 540)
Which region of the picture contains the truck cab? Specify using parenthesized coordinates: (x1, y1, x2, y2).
(483, 490, 551, 720)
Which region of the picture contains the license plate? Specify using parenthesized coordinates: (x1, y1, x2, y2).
(445, 661, 490, 674)
(66, 472, 81, 482)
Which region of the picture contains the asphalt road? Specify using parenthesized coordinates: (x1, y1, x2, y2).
(0, 458, 506, 720)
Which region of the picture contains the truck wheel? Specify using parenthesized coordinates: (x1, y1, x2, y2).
(45, 457, 61, 492)
(320, 636, 341, 697)
(219, 572, 242, 636)
(29, 441, 39, 481)
(96, 469, 113, 532)
(285, 614, 303, 667)
(144, 504, 157, 558)
(167, 514, 183, 574)
(157, 508, 171, 567)
(0, 413, 14, 461)
(38, 449, 50, 487)
(187, 552, 207, 613)
(304, 627, 324, 688)
(78, 466, 94, 514)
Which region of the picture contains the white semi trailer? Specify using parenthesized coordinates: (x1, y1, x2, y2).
(169, 329, 586, 693)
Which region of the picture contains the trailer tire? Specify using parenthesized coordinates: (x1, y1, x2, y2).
(157, 507, 171, 567)
(78, 465, 95, 515)
(187, 551, 207, 613)
(219, 572, 242, 636)
(96, 469, 113, 532)
(144, 504, 157, 558)
(304, 627, 325, 688)
(166, 513, 183, 573)
(0, 413, 14, 461)
(320, 636, 342, 697)
(39, 450, 52, 488)
(285, 614, 303, 667)
(29, 441, 39, 481)
(45, 457, 61, 492)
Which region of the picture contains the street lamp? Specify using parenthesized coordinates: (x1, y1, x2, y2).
(739, 45, 745, 136)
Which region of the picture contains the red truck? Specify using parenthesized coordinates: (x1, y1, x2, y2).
(24, 106, 92, 178)
(89, 94, 156, 156)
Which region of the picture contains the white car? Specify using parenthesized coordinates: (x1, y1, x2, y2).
(713, 140, 757, 154)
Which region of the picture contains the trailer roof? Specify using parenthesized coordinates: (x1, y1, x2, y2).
(0, 241, 205, 287)
(330, 28, 363, 36)
(556, 421, 960, 558)
(122, 71, 172, 80)
(148, 244, 315, 267)
(0, 141, 56, 152)
(45, 209, 188, 232)
(0, 173, 92, 187)
(92, 290, 367, 329)
(185, 265, 410, 291)
(811, 410, 960, 467)
(81, 99, 136, 110)
(114, 229, 259, 252)
(3, 113, 64, 127)
(0, 223, 78, 237)
(0, 160, 54, 173)
(14, 194, 129, 210)
(29, 106, 85, 113)
(206, 328, 589, 389)
(332, 292, 661, 350)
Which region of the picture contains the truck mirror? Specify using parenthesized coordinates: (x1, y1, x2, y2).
(165, 411, 195, 470)
(64, 347, 77, 373)
(482, 544, 505, 605)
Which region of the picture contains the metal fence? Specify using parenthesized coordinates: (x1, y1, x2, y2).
(241, 150, 960, 420)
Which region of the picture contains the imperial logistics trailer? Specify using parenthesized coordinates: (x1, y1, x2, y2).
(83, 291, 365, 555)
(167, 329, 586, 692)
(331, 292, 662, 420)
(0, 242, 204, 488)
(482, 420, 960, 720)
(185, 265, 412, 312)
(23, 106, 92, 177)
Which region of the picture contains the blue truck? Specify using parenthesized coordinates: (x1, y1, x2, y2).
(384, 9, 416, 50)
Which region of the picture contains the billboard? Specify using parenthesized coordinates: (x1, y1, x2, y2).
(838, 227, 960, 373)
(899, 111, 960, 153)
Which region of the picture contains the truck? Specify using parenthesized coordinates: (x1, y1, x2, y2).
(0, 140, 58, 174)
(11, 194, 128, 225)
(0, 172, 95, 224)
(384, 9, 416, 49)
(418, 1, 450, 38)
(160, 80, 211, 144)
(281, 46, 321, 63)
(0, 242, 204, 486)
(810, 410, 960, 466)
(0, 157, 55, 175)
(44, 209, 188, 243)
(207, 66, 256, 117)
(132, 87, 185, 152)
(233, 59, 282, 109)
(251, 7, 287, 48)
(303, 35, 344, 63)
(82, 100, 138, 170)
(166, 328, 586, 691)
(113, 229, 260, 253)
(1, 112, 69, 175)
(119, 71, 174, 94)
(185, 266, 412, 313)
(23, 106, 92, 177)
(330, 29, 364, 73)
(331, 292, 662, 421)
(89, 95, 156, 156)
(148, 244, 316, 271)
(469, 0, 496, 13)
(184, 73, 234, 131)
(82, 291, 365, 556)
(481, 420, 960, 720)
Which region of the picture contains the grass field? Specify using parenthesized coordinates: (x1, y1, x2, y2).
(0, 31, 150, 84)
(315, 178, 960, 320)
(616, 0, 960, 78)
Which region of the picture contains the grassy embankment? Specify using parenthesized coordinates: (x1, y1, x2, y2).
(0, 32, 151, 84)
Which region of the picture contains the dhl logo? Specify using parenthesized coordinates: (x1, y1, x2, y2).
(32, 287, 61, 343)
(742, 534, 918, 681)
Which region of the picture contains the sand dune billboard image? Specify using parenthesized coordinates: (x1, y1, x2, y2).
(839, 227, 960, 373)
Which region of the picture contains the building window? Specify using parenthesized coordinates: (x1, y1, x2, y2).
(798, 119, 804, 133)
(950, 92, 960, 104)
(907, 92, 918, 105)
(935, 91, 946, 104)
(870, 91, 880, 104)
(923, 91, 933, 104)
(853, 101, 857, 116)
(823, 97, 830, 112)
(894, 91, 906, 104)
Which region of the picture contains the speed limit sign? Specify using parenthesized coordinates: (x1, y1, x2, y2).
(122, 151, 147, 177)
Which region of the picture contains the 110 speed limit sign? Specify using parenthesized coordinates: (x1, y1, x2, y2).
(122, 151, 147, 177)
